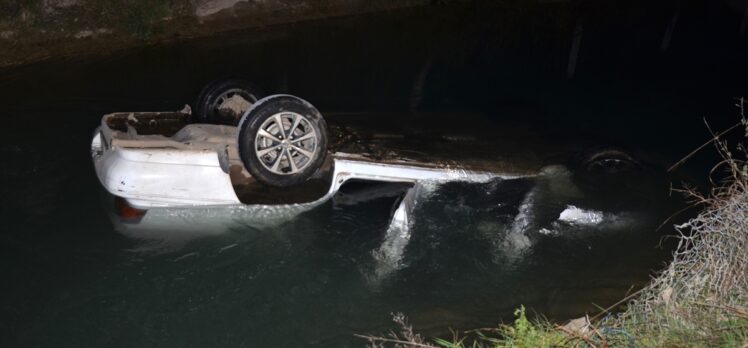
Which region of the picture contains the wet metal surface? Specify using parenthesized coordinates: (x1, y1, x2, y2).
(326, 112, 553, 175)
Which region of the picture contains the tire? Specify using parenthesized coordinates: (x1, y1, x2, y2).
(577, 146, 640, 174)
(194, 79, 263, 125)
(237, 95, 329, 187)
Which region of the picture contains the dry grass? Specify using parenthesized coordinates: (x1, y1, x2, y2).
(602, 99, 748, 347)
(356, 313, 437, 348)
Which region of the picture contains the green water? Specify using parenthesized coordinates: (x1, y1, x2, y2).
(2, 2, 744, 346)
(0, 99, 678, 347)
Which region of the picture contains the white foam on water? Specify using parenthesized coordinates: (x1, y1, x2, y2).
(558, 205, 604, 225)
(367, 181, 442, 287)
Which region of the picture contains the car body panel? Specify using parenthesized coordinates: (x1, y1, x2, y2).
(91, 109, 532, 209)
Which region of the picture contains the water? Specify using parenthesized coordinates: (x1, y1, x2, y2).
(0, 136, 676, 346)
(1, 2, 744, 346)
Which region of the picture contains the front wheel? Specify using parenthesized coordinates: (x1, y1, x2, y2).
(237, 95, 328, 187)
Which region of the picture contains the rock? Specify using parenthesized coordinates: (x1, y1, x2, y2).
(195, 0, 247, 18)
(44, 0, 78, 7)
(42, 0, 79, 15)
(562, 316, 592, 337)
(74, 30, 93, 39)
(73, 28, 110, 39)
(0, 31, 14, 40)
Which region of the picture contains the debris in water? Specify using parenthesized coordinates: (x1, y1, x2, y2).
(219, 243, 238, 253)
(218, 94, 251, 119)
(172, 252, 198, 261)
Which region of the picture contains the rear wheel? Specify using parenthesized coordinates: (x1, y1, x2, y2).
(572, 146, 646, 196)
(194, 79, 263, 125)
(237, 95, 328, 187)
(578, 147, 640, 174)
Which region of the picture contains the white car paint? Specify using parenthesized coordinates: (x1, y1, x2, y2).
(91, 121, 525, 210)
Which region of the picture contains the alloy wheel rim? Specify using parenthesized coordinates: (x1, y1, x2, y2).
(254, 112, 318, 175)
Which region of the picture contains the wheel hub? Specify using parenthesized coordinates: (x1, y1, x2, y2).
(254, 112, 318, 175)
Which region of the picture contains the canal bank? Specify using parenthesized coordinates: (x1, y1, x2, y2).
(0, 0, 432, 67)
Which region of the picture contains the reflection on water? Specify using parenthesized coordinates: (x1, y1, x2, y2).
(90, 166, 668, 345)
(113, 200, 320, 253)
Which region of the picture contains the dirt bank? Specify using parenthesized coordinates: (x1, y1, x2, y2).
(0, 0, 430, 67)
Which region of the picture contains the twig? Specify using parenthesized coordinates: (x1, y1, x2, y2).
(690, 301, 748, 316)
(714, 324, 748, 332)
(656, 202, 701, 232)
(590, 324, 609, 348)
(464, 327, 502, 334)
(353, 334, 437, 348)
(590, 287, 646, 322)
(667, 122, 741, 172)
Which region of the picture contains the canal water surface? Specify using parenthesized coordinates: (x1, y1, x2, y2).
(1, 3, 745, 347)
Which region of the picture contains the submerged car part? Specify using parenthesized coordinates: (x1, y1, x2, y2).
(578, 147, 640, 173)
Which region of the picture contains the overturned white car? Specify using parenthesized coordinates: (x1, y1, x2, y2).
(91, 80, 651, 241)
(91, 80, 536, 213)
(91, 79, 662, 276)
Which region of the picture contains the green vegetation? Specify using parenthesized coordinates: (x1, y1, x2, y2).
(99, 0, 173, 39)
(0, 0, 41, 19)
(600, 100, 748, 347)
(0, 0, 180, 40)
(0, 0, 430, 67)
(431, 307, 568, 348)
(360, 101, 748, 347)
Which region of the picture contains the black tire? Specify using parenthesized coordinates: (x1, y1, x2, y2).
(194, 79, 263, 125)
(237, 95, 329, 187)
(576, 146, 640, 174)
